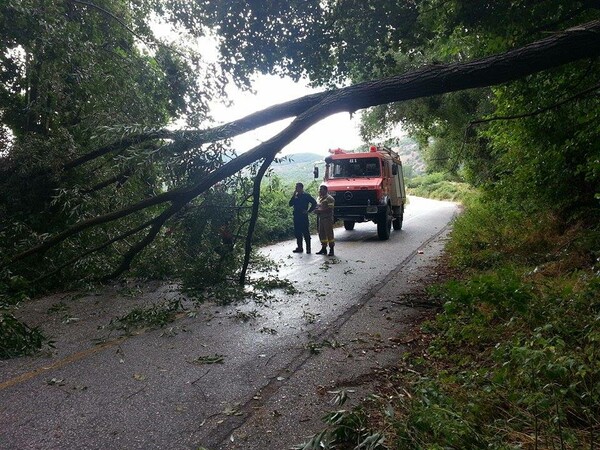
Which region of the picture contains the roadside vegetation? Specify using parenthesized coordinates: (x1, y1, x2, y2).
(406, 172, 474, 204)
(299, 106, 599, 450)
(372, 201, 597, 449)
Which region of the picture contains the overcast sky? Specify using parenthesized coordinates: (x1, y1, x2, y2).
(151, 22, 365, 158)
(211, 75, 364, 158)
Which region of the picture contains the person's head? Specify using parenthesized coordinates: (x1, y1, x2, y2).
(295, 182, 304, 193)
(319, 185, 328, 196)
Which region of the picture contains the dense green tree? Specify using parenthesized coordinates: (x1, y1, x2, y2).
(0, 0, 232, 287)
(1, 0, 599, 290)
(348, 2, 600, 183)
(189, 1, 598, 191)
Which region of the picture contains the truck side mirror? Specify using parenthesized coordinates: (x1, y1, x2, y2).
(313, 166, 319, 179)
(392, 163, 398, 176)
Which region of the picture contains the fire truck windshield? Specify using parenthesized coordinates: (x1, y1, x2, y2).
(330, 157, 381, 178)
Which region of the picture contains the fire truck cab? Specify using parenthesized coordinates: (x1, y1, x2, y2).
(315, 146, 406, 240)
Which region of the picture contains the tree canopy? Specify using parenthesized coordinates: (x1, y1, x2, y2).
(1, 0, 599, 291)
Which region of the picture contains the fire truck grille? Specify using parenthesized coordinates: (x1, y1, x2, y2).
(332, 190, 377, 206)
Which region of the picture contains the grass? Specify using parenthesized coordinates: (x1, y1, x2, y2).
(376, 266, 600, 449)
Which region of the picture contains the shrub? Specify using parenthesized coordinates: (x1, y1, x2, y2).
(446, 196, 561, 270)
(407, 172, 475, 203)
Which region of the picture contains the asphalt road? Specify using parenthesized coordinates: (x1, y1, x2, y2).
(0, 196, 459, 450)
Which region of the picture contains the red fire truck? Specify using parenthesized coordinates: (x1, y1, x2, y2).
(314, 146, 407, 240)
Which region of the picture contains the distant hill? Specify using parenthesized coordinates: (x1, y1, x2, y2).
(268, 152, 324, 185)
(269, 138, 425, 185)
(392, 137, 426, 176)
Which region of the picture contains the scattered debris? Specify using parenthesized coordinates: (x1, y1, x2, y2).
(189, 354, 225, 365)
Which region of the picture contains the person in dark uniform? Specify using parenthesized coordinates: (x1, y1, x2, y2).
(288, 182, 317, 253)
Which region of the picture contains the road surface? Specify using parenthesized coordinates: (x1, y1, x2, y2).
(0, 196, 458, 449)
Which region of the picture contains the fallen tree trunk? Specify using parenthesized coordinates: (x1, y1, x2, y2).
(6, 19, 600, 277)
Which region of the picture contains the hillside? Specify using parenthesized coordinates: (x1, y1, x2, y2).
(268, 152, 324, 185)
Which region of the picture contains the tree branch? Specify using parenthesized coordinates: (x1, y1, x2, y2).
(31, 216, 157, 284)
(67, 0, 152, 48)
(106, 202, 184, 280)
(6, 19, 600, 272)
(72, 19, 600, 171)
(239, 156, 276, 286)
(62, 92, 327, 171)
(7, 188, 184, 264)
(82, 167, 135, 194)
(470, 82, 600, 126)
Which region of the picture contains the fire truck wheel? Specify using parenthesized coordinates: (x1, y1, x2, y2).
(377, 206, 392, 240)
(393, 206, 404, 230)
(343, 220, 355, 230)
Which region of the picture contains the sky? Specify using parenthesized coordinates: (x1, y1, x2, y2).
(211, 75, 365, 158)
(151, 22, 365, 158)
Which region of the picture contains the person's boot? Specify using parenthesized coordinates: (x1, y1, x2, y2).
(293, 237, 303, 253)
(328, 245, 335, 256)
(305, 239, 311, 254)
(316, 245, 327, 255)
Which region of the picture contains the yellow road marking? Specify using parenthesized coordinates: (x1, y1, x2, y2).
(1, 309, 191, 391)
(0, 336, 127, 391)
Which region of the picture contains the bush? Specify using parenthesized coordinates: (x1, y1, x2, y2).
(376, 266, 600, 449)
(446, 196, 561, 270)
(407, 172, 475, 203)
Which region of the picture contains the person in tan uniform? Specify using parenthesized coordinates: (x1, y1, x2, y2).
(314, 185, 335, 256)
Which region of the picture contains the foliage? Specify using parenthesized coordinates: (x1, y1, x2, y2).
(252, 174, 296, 244)
(385, 269, 600, 449)
(107, 299, 183, 334)
(183, 268, 298, 307)
(0, 312, 52, 359)
(295, 400, 385, 450)
(0, 0, 233, 289)
(445, 196, 566, 270)
(0, 274, 50, 358)
(481, 67, 600, 216)
(252, 174, 319, 244)
(406, 172, 475, 203)
(328, 1, 599, 210)
(251, 276, 298, 296)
